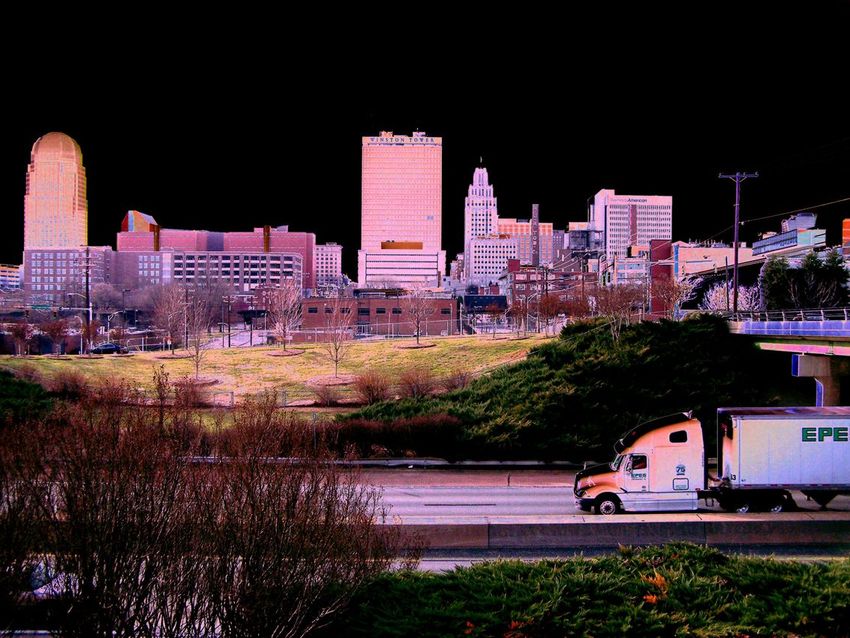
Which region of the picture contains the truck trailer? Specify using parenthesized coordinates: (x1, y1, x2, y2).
(574, 407, 850, 515)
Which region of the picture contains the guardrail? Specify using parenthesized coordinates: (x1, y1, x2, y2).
(722, 307, 850, 322)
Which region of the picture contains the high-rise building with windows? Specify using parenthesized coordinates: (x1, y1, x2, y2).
(588, 188, 672, 260)
(464, 167, 498, 242)
(358, 131, 445, 287)
(463, 167, 500, 282)
(23, 132, 88, 249)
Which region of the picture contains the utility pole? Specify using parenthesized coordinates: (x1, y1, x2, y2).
(184, 286, 189, 350)
(83, 246, 92, 354)
(719, 171, 758, 313)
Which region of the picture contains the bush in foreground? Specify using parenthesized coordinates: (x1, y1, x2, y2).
(332, 543, 850, 637)
(0, 382, 405, 637)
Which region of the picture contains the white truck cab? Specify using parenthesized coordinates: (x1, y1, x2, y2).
(574, 412, 704, 514)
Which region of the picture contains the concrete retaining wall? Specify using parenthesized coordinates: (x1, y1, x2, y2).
(391, 514, 850, 549)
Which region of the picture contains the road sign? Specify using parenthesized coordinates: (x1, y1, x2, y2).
(31, 304, 50, 310)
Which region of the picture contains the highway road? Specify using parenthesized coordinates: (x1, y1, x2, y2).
(379, 486, 571, 521)
(361, 472, 850, 570)
(376, 485, 850, 522)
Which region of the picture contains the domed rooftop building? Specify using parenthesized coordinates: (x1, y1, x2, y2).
(24, 132, 88, 249)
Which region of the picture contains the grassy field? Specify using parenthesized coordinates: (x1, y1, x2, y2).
(0, 335, 548, 405)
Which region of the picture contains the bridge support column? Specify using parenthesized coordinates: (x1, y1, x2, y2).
(792, 355, 850, 406)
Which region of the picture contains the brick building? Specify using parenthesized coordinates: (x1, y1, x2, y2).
(299, 295, 457, 337)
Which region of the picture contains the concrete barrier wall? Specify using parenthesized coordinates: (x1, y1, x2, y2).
(390, 516, 850, 550)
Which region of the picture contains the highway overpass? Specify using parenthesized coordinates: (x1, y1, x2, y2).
(728, 308, 850, 405)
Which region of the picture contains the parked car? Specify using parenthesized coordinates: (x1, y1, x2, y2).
(89, 342, 128, 355)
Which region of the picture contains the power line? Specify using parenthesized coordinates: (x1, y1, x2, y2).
(741, 195, 850, 226)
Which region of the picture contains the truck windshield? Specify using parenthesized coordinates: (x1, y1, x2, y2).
(610, 455, 623, 471)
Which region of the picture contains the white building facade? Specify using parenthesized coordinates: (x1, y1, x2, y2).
(315, 242, 343, 285)
(463, 167, 499, 277)
(466, 236, 519, 286)
(589, 189, 672, 260)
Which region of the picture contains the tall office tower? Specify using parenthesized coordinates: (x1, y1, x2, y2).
(463, 167, 499, 280)
(358, 131, 445, 288)
(24, 132, 88, 249)
(589, 189, 672, 260)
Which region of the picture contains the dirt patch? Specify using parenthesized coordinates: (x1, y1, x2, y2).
(395, 342, 436, 350)
(155, 354, 193, 360)
(266, 349, 306, 357)
(76, 355, 105, 360)
(307, 374, 356, 386)
(173, 377, 219, 387)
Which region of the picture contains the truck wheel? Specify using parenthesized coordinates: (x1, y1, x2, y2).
(734, 501, 751, 514)
(768, 501, 785, 513)
(595, 495, 620, 515)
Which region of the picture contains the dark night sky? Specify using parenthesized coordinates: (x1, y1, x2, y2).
(2, 4, 849, 278)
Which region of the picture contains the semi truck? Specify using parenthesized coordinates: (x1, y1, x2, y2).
(574, 407, 850, 515)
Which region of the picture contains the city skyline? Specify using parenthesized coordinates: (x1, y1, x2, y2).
(5, 114, 848, 280)
(2, 3, 849, 278)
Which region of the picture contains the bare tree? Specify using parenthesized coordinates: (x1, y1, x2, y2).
(185, 291, 211, 379)
(738, 285, 762, 312)
(109, 325, 128, 349)
(537, 294, 564, 336)
(593, 283, 646, 342)
(507, 300, 527, 335)
(198, 408, 404, 638)
(191, 278, 231, 334)
(563, 289, 593, 321)
(701, 282, 760, 312)
(403, 288, 435, 345)
(153, 284, 185, 351)
(82, 319, 102, 354)
(651, 276, 702, 320)
(484, 303, 503, 339)
(8, 321, 35, 356)
(42, 318, 69, 354)
(266, 278, 302, 351)
(36, 382, 197, 637)
(1, 380, 410, 637)
(320, 297, 353, 377)
(0, 422, 47, 627)
(92, 283, 123, 311)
